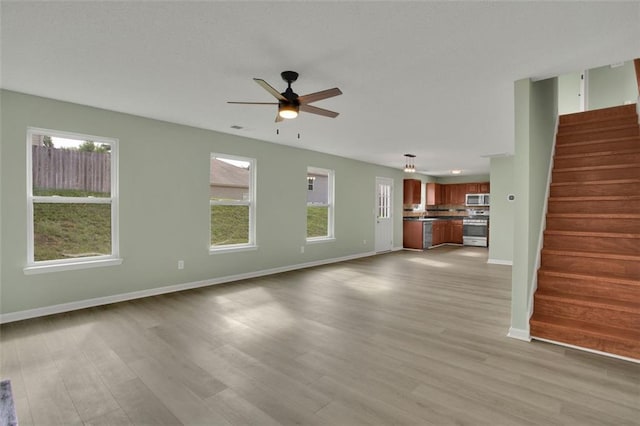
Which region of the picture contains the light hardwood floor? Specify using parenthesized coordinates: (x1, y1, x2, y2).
(1, 246, 638, 425)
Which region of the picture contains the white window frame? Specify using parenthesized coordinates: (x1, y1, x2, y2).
(24, 127, 121, 274)
(209, 153, 257, 253)
(306, 166, 335, 242)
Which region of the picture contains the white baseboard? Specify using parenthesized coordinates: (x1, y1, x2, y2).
(487, 258, 513, 265)
(532, 337, 640, 364)
(507, 327, 531, 342)
(0, 251, 377, 324)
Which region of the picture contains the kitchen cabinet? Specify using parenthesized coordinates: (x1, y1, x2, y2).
(403, 220, 423, 249)
(465, 182, 490, 194)
(451, 184, 466, 205)
(426, 183, 443, 205)
(441, 184, 464, 205)
(466, 183, 479, 194)
(403, 179, 421, 205)
(452, 220, 463, 244)
(432, 221, 446, 246)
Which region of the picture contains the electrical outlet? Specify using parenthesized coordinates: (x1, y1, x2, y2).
(300, 246, 305, 254)
(178, 260, 184, 270)
(363, 239, 367, 245)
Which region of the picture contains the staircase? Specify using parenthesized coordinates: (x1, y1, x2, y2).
(530, 103, 640, 361)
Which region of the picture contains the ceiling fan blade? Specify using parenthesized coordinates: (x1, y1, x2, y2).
(254, 78, 287, 101)
(275, 113, 284, 123)
(298, 88, 342, 104)
(227, 101, 278, 105)
(299, 104, 340, 118)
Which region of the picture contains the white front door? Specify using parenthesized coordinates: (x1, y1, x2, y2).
(375, 177, 394, 253)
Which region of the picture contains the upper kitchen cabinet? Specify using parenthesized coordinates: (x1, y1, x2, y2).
(426, 183, 443, 205)
(444, 184, 466, 205)
(403, 179, 421, 205)
(465, 182, 490, 194)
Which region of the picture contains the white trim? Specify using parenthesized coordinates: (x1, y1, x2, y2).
(487, 258, 513, 266)
(209, 244, 258, 254)
(1, 250, 377, 324)
(507, 327, 531, 342)
(306, 166, 335, 240)
(532, 337, 640, 364)
(25, 127, 120, 268)
(306, 237, 336, 244)
(210, 153, 256, 249)
(528, 115, 559, 319)
(24, 257, 123, 275)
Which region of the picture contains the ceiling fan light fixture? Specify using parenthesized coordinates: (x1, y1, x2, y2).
(278, 104, 299, 119)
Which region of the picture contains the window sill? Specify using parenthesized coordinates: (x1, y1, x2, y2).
(209, 244, 258, 255)
(24, 257, 123, 275)
(306, 237, 336, 244)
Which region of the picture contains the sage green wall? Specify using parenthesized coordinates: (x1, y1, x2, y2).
(511, 77, 557, 334)
(0, 90, 405, 316)
(588, 61, 638, 110)
(435, 174, 490, 184)
(488, 156, 514, 263)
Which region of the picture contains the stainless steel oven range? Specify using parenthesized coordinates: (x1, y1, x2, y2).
(463, 217, 488, 247)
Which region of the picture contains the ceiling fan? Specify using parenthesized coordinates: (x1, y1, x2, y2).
(228, 71, 342, 122)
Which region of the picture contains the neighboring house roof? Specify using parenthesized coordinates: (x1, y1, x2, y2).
(210, 158, 249, 188)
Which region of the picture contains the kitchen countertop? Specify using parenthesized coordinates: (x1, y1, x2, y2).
(403, 216, 488, 221)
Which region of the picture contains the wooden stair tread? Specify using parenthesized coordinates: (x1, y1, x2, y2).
(559, 104, 638, 123)
(544, 229, 640, 239)
(554, 149, 640, 159)
(545, 213, 640, 219)
(538, 268, 640, 287)
(535, 290, 640, 313)
(556, 135, 640, 147)
(548, 195, 640, 202)
(553, 163, 639, 172)
(557, 123, 639, 136)
(550, 178, 640, 187)
(530, 314, 640, 343)
(541, 248, 640, 261)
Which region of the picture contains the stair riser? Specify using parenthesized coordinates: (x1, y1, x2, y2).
(543, 234, 640, 256)
(541, 253, 639, 278)
(530, 321, 640, 360)
(556, 127, 639, 144)
(560, 105, 637, 125)
(550, 183, 639, 197)
(554, 152, 640, 169)
(533, 297, 640, 330)
(537, 273, 639, 302)
(555, 139, 640, 156)
(558, 116, 639, 133)
(547, 199, 640, 214)
(545, 217, 640, 233)
(552, 167, 640, 183)
(559, 104, 638, 125)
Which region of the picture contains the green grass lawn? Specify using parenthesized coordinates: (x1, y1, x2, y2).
(34, 190, 329, 259)
(33, 188, 112, 261)
(34, 203, 111, 261)
(307, 206, 328, 238)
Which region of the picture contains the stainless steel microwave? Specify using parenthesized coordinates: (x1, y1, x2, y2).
(465, 193, 490, 206)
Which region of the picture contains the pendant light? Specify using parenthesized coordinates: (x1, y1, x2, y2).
(404, 154, 416, 173)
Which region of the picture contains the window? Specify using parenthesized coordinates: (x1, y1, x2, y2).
(25, 128, 120, 273)
(306, 167, 334, 240)
(210, 154, 256, 251)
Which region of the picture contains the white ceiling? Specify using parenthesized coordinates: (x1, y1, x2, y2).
(2, 1, 639, 176)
